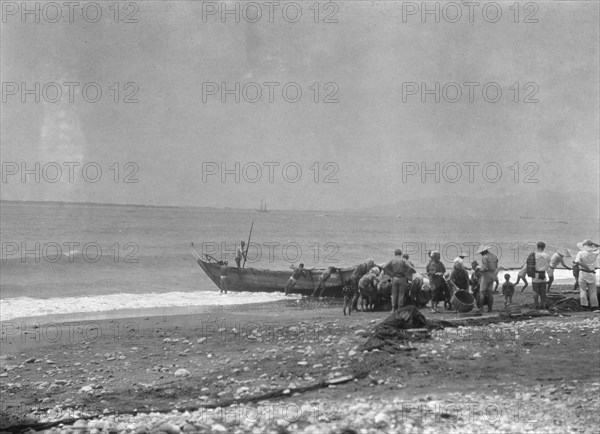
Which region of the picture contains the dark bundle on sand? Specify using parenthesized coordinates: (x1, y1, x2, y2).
(360, 306, 454, 352)
(549, 297, 581, 312)
(360, 306, 554, 352)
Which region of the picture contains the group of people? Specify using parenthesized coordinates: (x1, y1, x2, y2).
(307, 239, 600, 314)
(227, 237, 600, 313)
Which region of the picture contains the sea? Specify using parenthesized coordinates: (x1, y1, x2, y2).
(1, 201, 598, 321)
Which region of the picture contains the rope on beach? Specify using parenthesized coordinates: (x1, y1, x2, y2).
(1, 372, 369, 433)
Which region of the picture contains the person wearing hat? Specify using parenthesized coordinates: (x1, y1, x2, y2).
(574, 239, 600, 310)
(532, 241, 551, 309)
(477, 245, 499, 313)
(235, 241, 246, 269)
(453, 254, 467, 266)
(547, 247, 572, 293)
(449, 255, 470, 294)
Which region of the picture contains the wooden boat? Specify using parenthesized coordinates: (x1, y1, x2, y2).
(191, 243, 357, 297)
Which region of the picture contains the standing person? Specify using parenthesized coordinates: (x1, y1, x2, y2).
(342, 279, 356, 316)
(235, 241, 246, 269)
(547, 248, 572, 292)
(351, 258, 375, 311)
(531, 241, 551, 309)
(311, 266, 338, 298)
(219, 262, 229, 294)
(502, 273, 515, 307)
(515, 264, 529, 293)
(285, 263, 308, 295)
(426, 251, 447, 313)
(382, 249, 414, 313)
(470, 260, 483, 309)
(492, 272, 501, 293)
(574, 239, 600, 310)
(477, 246, 498, 312)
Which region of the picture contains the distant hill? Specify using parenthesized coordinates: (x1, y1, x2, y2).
(362, 191, 598, 221)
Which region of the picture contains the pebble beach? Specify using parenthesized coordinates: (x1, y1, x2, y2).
(2, 285, 599, 434)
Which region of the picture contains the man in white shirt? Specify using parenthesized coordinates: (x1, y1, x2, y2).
(574, 239, 600, 309)
(532, 241, 551, 309)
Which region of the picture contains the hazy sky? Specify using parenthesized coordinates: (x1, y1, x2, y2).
(1, 1, 599, 210)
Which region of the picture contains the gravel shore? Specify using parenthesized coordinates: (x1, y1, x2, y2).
(2, 287, 599, 433)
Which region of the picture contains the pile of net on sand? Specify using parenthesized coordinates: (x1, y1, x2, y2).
(359, 306, 453, 352)
(360, 306, 552, 352)
(548, 297, 582, 312)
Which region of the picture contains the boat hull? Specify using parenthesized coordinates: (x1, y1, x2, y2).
(195, 258, 356, 297)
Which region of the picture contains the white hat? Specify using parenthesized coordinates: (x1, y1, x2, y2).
(476, 245, 491, 255)
(453, 257, 464, 265)
(577, 240, 599, 252)
(370, 267, 380, 276)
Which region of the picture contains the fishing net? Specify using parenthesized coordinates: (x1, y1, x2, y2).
(360, 306, 554, 352)
(549, 297, 581, 312)
(360, 306, 453, 351)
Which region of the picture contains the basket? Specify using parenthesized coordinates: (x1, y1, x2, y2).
(451, 290, 475, 313)
(505, 303, 522, 317)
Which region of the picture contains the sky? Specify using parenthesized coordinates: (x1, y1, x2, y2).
(1, 1, 599, 211)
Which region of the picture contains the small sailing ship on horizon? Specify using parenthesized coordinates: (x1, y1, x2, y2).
(257, 200, 269, 213)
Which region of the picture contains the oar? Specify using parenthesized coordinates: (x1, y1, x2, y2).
(242, 221, 254, 268)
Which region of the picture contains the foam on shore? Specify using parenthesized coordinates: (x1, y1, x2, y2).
(0, 291, 300, 321)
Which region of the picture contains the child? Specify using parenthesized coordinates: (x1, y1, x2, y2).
(514, 264, 529, 293)
(502, 273, 515, 307)
(342, 279, 356, 316)
(285, 263, 307, 295)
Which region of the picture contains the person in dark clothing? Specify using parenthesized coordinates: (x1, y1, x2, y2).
(235, 241, 246, 268)
(449, 258, 470, 293)
(470, 260, 483, 310)
(427, 251, 447, 313)
(502, 273, 515, 307)
(342, 280, 356, 316)
(351, 258, 375, 311)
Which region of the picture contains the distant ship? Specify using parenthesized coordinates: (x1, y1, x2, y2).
(257, 200, 269, 213)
